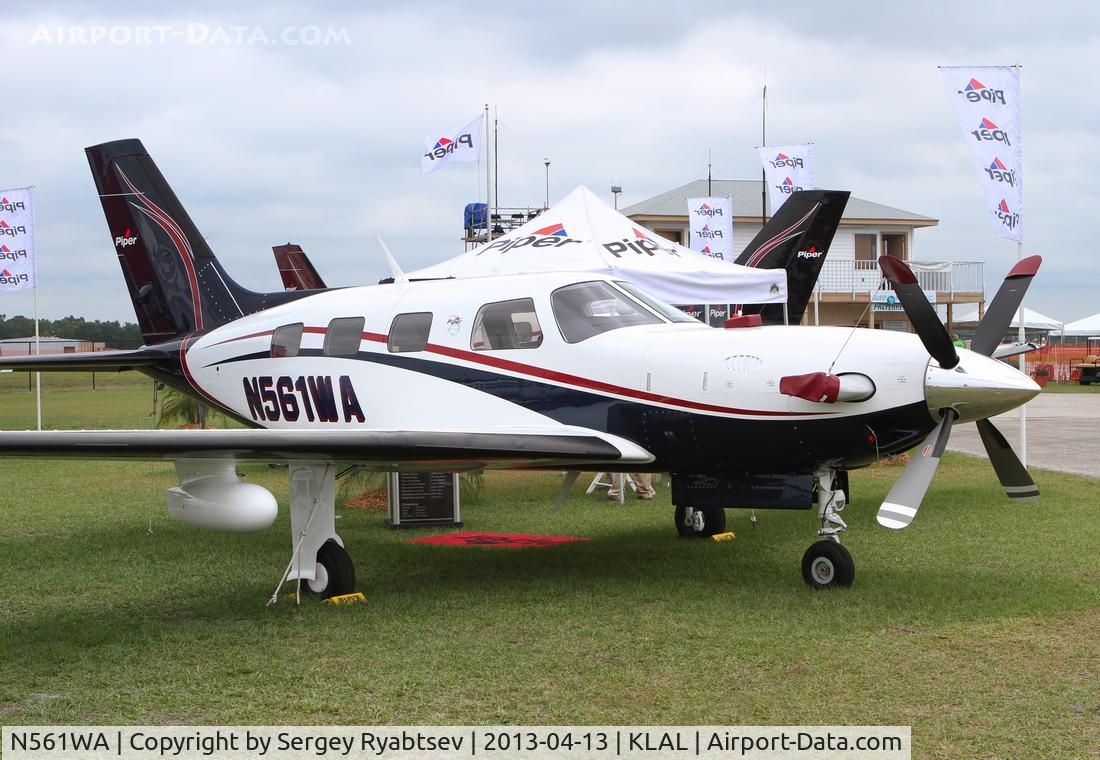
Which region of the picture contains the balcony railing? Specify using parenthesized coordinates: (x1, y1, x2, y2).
(818, 260, 984, 299)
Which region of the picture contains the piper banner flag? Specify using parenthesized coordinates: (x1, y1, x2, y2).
(940, 65, 1022, 242)
(421, 115, 482, 174)
(757, 144, 814, 214)
(687, 197, 734, 260)
(0, 187, 35, 291)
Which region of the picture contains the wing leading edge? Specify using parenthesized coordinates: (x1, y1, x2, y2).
(0, 426, 654, 470)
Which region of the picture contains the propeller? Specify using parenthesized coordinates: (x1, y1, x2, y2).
(878, 255, 959, 369)
(875, 255, 1042, 529)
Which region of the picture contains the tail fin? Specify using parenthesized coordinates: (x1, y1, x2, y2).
(735, 190, 850, 325)
(273, 243, 327, 290)
(86, 139, 306, 345)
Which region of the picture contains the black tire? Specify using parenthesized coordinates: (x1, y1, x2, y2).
(674, 505, 726, 537)
(801, 540, 855, 589)
(302, 539, 356, 599)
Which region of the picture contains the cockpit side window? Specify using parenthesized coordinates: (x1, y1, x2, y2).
(470, 298, 543, 350)
(271, 323, 304, 358)
(388, 312, 433, 353)
(551, 281, 661, 343)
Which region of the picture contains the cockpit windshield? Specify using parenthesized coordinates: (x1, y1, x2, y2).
(551, 281, 661, 343)
(614, 281, 700, 324)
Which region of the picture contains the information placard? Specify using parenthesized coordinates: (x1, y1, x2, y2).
(386, 472, 461, 527)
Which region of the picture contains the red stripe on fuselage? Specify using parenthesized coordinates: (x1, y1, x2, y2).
(204, 326, 832, 418)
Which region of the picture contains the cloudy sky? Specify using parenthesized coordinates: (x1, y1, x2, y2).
(2, 1, 1097, 325)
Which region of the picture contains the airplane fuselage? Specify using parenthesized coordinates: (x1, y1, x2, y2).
(156, 272, 949, 475)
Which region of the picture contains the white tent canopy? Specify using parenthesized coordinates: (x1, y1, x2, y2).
(1052, 312, 1100, 337)
(407, 186, 787, 306)
(952, 305, 1062, 331)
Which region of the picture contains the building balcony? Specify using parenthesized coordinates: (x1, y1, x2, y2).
(817, 259, 984, 303)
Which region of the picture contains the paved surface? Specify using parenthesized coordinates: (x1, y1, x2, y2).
(947, 393, 1100, 479)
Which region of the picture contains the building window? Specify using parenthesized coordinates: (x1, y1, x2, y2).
(471, 298, 543, 350)
(271, 323, 304, 358)
(854, 234, 878, 261)
(387, 312, 433, 353)
(323, 317, 365, 356)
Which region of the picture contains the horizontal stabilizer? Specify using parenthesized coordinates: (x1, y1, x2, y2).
(0, 348, 163, 372)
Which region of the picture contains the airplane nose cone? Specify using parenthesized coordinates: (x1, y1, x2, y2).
(925, 350, 1040, 423)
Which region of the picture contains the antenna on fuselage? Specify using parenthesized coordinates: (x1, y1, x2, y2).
(377, 237, 407, 283)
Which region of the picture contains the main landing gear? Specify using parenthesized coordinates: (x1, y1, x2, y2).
(675, 505, 726, 537)
(268, 462, 357, 605)
(802, 468, 854, 589)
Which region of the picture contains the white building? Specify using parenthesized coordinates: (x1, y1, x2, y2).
(621, 179, 982, 330)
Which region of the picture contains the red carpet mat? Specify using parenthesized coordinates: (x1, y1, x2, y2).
(406, 532, 590, 549)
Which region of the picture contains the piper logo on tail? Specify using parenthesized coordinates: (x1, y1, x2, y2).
(957, 78, 1007, 105)
(0, 220, 26, 237)
(768, 152, 804, 169)
(0, 197, 25, 213)
(971, 117, 1012, 145)
(114, 228, 139, 248)
(797, 245, 823, 259)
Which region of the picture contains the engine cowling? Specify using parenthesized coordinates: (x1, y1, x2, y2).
(165, 460, 278, 533)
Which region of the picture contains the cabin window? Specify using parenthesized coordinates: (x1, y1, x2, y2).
(270, 323, 304, 358)
(387, 312, 433, 353)
(551, 281, 661, 343)
(323, 316, 365, 356)
(470, 298, 543, 350)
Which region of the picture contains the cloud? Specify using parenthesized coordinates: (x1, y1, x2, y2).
(0, 2, 1096, 322)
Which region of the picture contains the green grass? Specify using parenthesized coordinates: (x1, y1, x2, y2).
(0, 385, 1097, 760)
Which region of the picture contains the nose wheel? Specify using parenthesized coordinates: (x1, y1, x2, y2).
(803, 468, 855, 589)
(801, 540, 854, 588)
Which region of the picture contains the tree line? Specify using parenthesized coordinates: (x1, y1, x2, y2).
(0, 314, 142, 349)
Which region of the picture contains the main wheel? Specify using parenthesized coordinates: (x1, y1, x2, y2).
(801, 540, 855, 589)
(674, 505, 726, 537)
(301, 539, 356, 599)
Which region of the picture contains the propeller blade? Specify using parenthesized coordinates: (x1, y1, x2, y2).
(877, 409, 957, 529)
(970, 256, 1043, 356)
(878, 255, 959, 369)
(976, 418, 1040, 501)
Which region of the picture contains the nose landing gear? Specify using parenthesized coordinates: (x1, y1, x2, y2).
(802, 468, 854, 589)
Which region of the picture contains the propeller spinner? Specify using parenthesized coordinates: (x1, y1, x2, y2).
(875, 255, 1042, 529)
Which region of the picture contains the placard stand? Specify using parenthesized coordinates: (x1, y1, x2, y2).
(386, 472, 462, 527)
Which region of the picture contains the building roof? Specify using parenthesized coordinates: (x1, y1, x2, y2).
(620, 179, 937, 225)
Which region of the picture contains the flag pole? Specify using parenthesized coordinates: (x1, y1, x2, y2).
(1015, 64, 1026, 466)
(31, 186, 41, 431)
(484, 104, 492, 245)
(33, 282, 41, 430)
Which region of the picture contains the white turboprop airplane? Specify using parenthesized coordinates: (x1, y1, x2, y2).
(0, 140, 1041, 596)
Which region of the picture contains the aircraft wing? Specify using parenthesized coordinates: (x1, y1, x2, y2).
(0, 426, 654, 470)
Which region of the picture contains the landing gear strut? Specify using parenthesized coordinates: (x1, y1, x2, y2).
(802, 468, 854, 589)
(268, 462, 357, 604)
